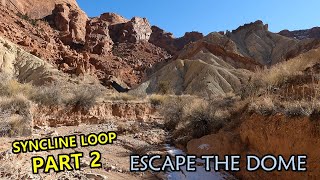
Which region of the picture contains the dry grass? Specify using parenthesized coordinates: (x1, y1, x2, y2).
(283, 101, 313, 117)
(31, 83, 106, 109)
(148, 94, 169, 106)
(31, 84, 64, 106)
(254, 49, 320, 88)
(240, 50, 320, 100)
(240, 50, 320, 119)
(0, 80, 33, 98)
(248, 95, 320, 118)
(157, 80, 172, 94)
(0, 95, 32, 137)
(248, 96, 276, 116)
(106, 93, 137, 102)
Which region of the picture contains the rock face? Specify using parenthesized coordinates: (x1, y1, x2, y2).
(175, 32, 204, 50)
(85, 17, 114, 55)
(84, 13, 128, 55)
(100, 12, 128, 25)
(227, 20, 299, 65)
(149, 26, 204, 54)
(149, 26, 175, 53)
(279, 27, 320, 40)
(109, 17, 152, 43)
(177, 32, 260, 70)
(47, 3, 88, 45)
(3, 0, 320, 93)
(174, 20, 320, 67)
(107, 41, 171, 86)
(0, 0, 79, 19)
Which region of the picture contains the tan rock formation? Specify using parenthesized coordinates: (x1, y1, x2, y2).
(0, 36, 66, 85)
(133, 51, 251, 98)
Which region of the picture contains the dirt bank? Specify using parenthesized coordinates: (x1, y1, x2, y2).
(33, 101, 160, 127)
(187, 113, 320, 179)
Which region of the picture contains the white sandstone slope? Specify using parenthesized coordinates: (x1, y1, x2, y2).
(133, 51, 251, 98)
(0, 36, 66, 85)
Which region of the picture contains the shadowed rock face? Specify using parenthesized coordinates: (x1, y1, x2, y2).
(279, 27, 320, 40)
(47, 3, 88, 45)
(149, 26, 204, 54)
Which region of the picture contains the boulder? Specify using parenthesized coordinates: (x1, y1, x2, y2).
(100, 12, 128, 25)
(109, 17, 152, 43)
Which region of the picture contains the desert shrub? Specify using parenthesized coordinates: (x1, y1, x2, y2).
(160, 95, 228, 142)
(183, 98, 228, 138)
(283, 101, 313, 117)
(184, 107, 214, 138)
(6, 115, 31, 137)
(160, 96, 190, 131)
(148, 94, 168, 106)
(239, 75, 266, 98)
(0, 73, 10, 82)
(248, 97, 276, 116)
(67, 85, 103, 110)
(0, 95, 31, 116)
(0, 80, 33, 98)
(262, 66, 292, 87)
(157, 81, 171, 95)
(0, 95, 32, 137)
(17, 12, 37, 26)
(30, 84, 64, 106)
(214, 109, 232, 121)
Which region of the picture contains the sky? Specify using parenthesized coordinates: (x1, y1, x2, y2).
(77, 0, 320, 37)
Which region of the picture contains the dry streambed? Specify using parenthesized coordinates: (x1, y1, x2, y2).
(0, 100, 238, 180)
